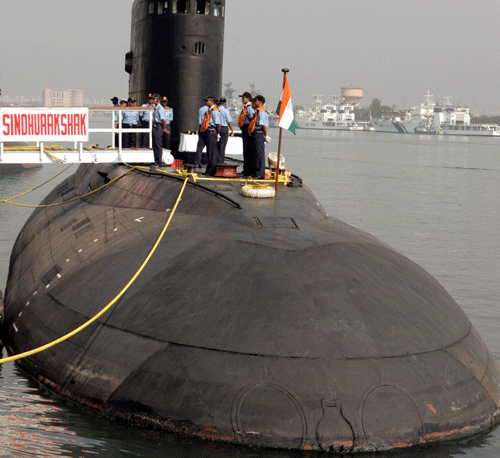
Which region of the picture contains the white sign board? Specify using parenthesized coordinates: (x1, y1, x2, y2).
(0, 107, 89, 142)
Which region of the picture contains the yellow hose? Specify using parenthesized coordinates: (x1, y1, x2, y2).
(3, 145, 65, 164)
(2, 145, 63, 151)
(0, 176, 189, 364)
(0, 164, 73, 203)
(2, 167, 138, 208)
(0, 144, 142, 205)
(134, 165, 291, 185)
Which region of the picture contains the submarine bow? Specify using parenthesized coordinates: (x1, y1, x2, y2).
(2, 163, 500, 452)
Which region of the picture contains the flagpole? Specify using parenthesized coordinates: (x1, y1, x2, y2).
(275, 68, 289, 193)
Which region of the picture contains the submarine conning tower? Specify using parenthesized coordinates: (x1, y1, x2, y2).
(126, 0, 225, 137)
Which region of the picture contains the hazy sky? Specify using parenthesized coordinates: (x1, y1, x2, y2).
(1, 0, 499, 113)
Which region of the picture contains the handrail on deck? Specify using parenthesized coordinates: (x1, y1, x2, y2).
(0, 107, 157, 163)
(85, 106, 155, 152)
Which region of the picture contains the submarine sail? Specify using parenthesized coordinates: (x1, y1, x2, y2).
(126, 0, 225, 137)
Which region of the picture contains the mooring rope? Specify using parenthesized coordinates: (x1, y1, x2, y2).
(1, 167, 138, 208)
(0, 176, 189, 364)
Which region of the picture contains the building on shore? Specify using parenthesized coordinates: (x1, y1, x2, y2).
(43, 88, 84, 107)
(0, 94, 42, 106)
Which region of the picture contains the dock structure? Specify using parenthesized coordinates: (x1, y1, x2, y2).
(0, 144, 155, 165)
(0, 107, 156, 164)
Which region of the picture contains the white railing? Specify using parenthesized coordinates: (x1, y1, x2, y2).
(88, 106, 154, 150)
(0, 106, 156, 164)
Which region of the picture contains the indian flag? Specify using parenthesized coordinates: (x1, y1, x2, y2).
(276, 75, 296, 134)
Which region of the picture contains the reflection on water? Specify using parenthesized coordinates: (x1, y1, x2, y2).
(0, 131, 500, 456)
(0, 362, 100, 457)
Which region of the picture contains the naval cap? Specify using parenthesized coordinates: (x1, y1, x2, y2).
(218, 97, 227, 104)
(238, 91, 252, 99)
(127, 96, 136, 102)
(203, 95, 215, 101)
(111, 96, 118, 102)
(254, 94, 266, 104)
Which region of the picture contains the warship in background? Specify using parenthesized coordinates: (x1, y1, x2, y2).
(2, 0, 500, 454)
(222, 80, 240, 122)
(371, 89, 500, 136)
(295, 86, 373, 131)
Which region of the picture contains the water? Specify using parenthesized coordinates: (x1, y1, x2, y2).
(0, 130, 499, 457)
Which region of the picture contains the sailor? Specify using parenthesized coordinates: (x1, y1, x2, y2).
(114, 99, 128, 148)
(195, 96, 221, 175)
(140, 94, 155, 148)
(217, 98, 234, 163)
(248, 95, 269, 179)
(151, 94, 168, 168)
(237, 91, 254, 176)
(122, 96, 140, 148)
(160, 96, 173, 151)
(111, 96, 120, 145)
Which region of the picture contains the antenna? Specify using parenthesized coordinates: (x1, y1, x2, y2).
(442, 96, 453, 107)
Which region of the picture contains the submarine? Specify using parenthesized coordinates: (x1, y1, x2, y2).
(2, 0, 500, 453)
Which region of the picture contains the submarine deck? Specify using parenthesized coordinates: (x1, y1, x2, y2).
(3, 161, 500, 452)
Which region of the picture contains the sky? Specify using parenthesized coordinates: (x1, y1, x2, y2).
(0, 0, 499, 114)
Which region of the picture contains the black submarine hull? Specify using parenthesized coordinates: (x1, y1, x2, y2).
(2, 164, 500, 452)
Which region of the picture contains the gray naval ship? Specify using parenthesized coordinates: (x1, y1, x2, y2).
(2, 0, 500, 453)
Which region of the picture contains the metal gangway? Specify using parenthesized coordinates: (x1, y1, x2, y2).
(0, 107, 158, 164)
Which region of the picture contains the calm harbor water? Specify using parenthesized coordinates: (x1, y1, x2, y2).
(0, 130, 499, 457)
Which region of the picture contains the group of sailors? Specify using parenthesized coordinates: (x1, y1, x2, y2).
(112, 94, 173, 155)
(112, 90, 270, 178)
(195, 92, 269, 178)
(194, 95, 234, 176)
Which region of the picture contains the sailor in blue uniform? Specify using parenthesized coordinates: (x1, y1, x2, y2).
(237, 91, 254, 176)
(160, 96, 173, 150)
(122, 96, 140, 148)
(115, 99, 128, 148)
(113, 99, 126, 147)
(195, 96, 221, 175)
(151, 94, 168, 168)
(248, 95, 269, 179)
(217, 97, 234, 163)
(140, 94, 154, 148)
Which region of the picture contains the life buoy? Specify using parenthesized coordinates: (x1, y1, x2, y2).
(241, 184, 276, 198)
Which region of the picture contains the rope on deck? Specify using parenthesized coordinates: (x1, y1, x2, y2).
(0, 176, 189, 364)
